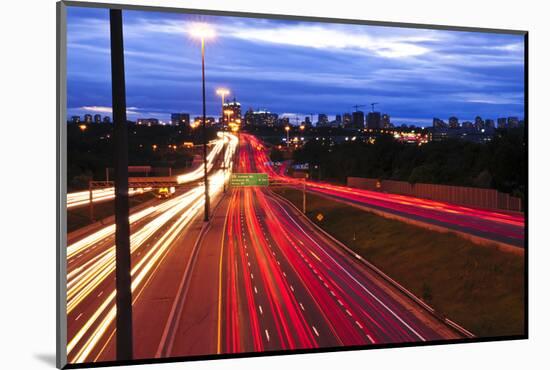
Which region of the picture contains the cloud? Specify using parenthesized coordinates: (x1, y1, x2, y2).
(449, 92, 524, 105)
(81, 106, 141, 115)
(66, 8, 525, 122)
(128, 17, 436, 59)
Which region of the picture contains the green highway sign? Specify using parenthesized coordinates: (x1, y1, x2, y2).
(230, 173, 269, 187)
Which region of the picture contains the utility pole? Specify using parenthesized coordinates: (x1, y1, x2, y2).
(110, 8, 133, 361)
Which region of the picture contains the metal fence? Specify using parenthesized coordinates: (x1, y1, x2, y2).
(347, 177, 522, 212)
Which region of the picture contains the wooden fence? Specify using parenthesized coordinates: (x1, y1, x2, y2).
(347, 177, 522, 212)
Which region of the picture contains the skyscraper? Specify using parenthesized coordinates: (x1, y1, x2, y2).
(474, 116, 484, 130)
(433, 117, 446, 129)
(351, 111, 364, 129)
(367, 112, 381, 129)
(94, 114, 102, 124)
(248, 110, 278, 126)
(497, 117, 507, 128)
(343, 113, 352, 128)
(449, 116, 459, 129)
(71, 115, 80, 124)
(381, 114, 391, 128)
(223, 98, 242, 122)
(244, 108, 254, 126)
(317, 114, 329, 126)
(84, 114, 93, 124)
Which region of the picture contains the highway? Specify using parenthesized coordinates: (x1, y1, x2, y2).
(66, 134, 238, 363)
(67, 137, 226, 209)
(156, 135, 460, 359)
(242, 134, 525, 247)
(66, 132, 465, 364)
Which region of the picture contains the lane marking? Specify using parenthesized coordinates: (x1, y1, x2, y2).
(299, 302, 305, 311)
(259, 305, 263, 315)
(276, 201, 426, 341)
(265, 329, 270, 342)
(75, 313, 83, 321)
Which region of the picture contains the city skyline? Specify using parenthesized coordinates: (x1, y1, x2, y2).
(67, 7, 525, 125)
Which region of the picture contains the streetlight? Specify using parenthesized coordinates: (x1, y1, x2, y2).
(189, 23, 215, 222)
(285, 125, 290, 148)
(224, 109, 234, 123)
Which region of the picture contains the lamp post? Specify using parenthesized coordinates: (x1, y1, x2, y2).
(285, 125, 290, 148)
(190, 23, 215, 221)
(109, 8, 133, 361)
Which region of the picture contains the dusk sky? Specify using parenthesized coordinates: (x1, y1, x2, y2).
(67, 6, 525, 125)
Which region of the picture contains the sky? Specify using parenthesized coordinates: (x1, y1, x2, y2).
(66, 6, 525, 125)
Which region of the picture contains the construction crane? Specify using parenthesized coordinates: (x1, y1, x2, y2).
(370, 103, 379, 112)
(352, 104, 366, 112)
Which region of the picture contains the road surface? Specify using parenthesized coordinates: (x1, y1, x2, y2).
(242, 134, 524, 248)
(157, 136, 461, 358)
(66, 132, 462, 365)
(65, 134, 238, 363)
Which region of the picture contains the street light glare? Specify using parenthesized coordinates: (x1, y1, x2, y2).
(216, 88, 230, 96)
(189, 23, 216, 40)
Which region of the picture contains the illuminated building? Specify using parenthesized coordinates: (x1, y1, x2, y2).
(381, 114, 391, 128)
(223, 97, 242, 122)
(136, 118, 159, 126)
(317, 113, 329, 127)
(171, 113, 190, 126)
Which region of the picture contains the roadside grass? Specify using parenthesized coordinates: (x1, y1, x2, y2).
(67, 192, 157, 232)
(272, 187, 524, 338)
